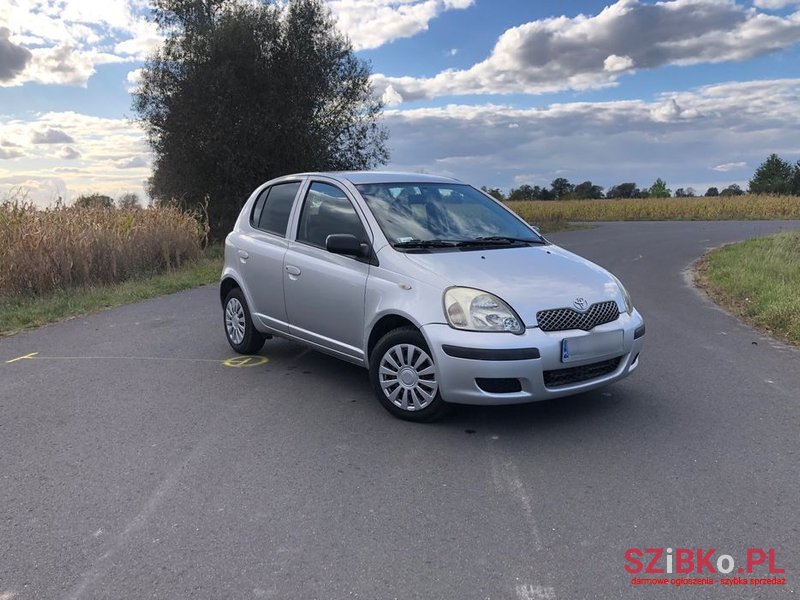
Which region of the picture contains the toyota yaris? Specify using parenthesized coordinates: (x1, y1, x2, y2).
(221, 172, 645, 421)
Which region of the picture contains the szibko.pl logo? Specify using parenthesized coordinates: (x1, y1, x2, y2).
(625, 547, 786, 588)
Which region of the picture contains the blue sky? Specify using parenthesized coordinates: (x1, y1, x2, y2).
(1, 0, 800, 204)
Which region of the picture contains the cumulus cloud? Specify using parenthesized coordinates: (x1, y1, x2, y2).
(381, 78, 800, 191)
(31, 127, 75, 144)
(753, 0, 800, 8)
(328, 0, 474, 50)
(0, 0, 154, 87)
(372, 0, 800, 102)
(0, 111, 149, 205)
(0, 147, 25, 159)
(59, 146, 81, 159)
(0, 27, 32, 81)
(31, 128, 76, 144)
(125, 67, 143, 92)
(116, 156, 148, 168)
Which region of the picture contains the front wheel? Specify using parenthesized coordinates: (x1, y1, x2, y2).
(223, 288, 266, 355)
(369, 327, 450, 422)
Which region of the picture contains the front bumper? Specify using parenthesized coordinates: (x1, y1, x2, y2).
(421, 309, 645, 405)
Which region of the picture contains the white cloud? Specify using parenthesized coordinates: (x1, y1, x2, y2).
(328, 0, 474, 50)
(0, 147, 25, 159)
(0, 0, 156, 87)
(0, 27, 32, 81)
(126, 67, 143, 92)
(59, 146, 81, 160)
(712, 161, 748, 171)
(753, 0, 800, 9)
(382, 78, 800, 191)
(0, 111, 149, 205)
(372, 0, 800, 102)
(31, 127, 75, 144)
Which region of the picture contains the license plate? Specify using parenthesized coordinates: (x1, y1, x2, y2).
(561, 330, 624, 363)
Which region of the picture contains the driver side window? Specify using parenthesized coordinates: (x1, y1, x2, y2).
(297, 182, 367, 249)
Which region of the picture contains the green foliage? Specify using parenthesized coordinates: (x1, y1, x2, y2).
(74, 193, 115, 209)
(550, 177, 573, 199)
(705, 187, 719, 197)
(749, 154, 794, 195)
(508, 184, 553, 201)
(480, 186, 505, 201)
(720, 184, 745, 197)
(606, 182, 642, 199)
(571, 181, 604, 199)
(134, 0, 388, 238)
(117, 192, 142, 209)
(649, 178, 671, 198)
(699, 232, 800, 345)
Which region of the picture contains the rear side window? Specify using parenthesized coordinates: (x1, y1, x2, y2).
(297, 182, 367, 248)
(255, 181, 301, 236)
(250, 188, 269, 227)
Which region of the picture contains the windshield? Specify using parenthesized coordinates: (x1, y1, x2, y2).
(356, 183, 543, 247)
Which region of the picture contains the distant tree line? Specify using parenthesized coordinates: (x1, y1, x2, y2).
(484, 154, 800, 201)
(72, 193, 142, 209)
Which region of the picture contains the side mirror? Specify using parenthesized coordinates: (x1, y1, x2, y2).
(326, 233, 368, 257)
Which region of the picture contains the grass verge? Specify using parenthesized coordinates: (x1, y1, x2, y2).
(694, 232, 800, 346)
(0, 247, 223, 336)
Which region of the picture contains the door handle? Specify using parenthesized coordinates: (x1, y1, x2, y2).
(285, 265, 301, 276)
(237, 250, 249, 260)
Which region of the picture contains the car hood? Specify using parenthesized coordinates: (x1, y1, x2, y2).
(401, 244, 624, 326)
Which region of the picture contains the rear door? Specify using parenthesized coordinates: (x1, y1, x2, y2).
(283, 180, 371, 362)
(237, 180, 303, 333)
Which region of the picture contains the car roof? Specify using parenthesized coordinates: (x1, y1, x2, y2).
(295, 171, 462, 185)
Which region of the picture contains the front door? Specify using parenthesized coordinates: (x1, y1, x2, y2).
(283, 181, 371, 362)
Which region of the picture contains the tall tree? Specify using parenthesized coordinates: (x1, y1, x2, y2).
(572, 181, 604, 199)
(749, 154, 793, 195)
(74, 193, 115, 209)
(606, 182, 640, 199)
(550, 177, 573, 199)
(720, 184, 745, 196)
(648, 178, 671, 198)
(134, 0, 388, 237)
(117, 192, 142, 209)
(704, 187, 719, 197)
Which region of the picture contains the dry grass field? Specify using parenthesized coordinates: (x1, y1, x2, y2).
(509, 195, 800, 225)
(0, 199, 207, 297)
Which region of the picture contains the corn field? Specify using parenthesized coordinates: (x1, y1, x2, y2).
(0, 199, 208, 297)
(509, 195, 800, 224)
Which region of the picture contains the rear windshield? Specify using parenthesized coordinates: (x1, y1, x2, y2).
(355, 183, 542, 245)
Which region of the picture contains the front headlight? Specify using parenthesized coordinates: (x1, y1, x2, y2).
(615, 278, 633, 314)
(444, 287, 524, 334)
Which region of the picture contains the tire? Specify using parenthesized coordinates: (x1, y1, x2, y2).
(223, 288, 266, 355)
(369, 326, 450, 422)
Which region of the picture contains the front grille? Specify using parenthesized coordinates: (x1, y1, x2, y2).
(536, 301, 619, 332)
(543, 357, 621, 388)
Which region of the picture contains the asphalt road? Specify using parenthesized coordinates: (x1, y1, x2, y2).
(1, 221, 799, 600)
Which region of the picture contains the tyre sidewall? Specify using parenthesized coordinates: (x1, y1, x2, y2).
(224, 288, 265, 355)
(369, 327, 449, 422)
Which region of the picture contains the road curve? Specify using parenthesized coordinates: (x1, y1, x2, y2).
(1, 220, 799, 600)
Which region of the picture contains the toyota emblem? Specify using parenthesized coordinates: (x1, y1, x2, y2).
(573, 297, 589, 311)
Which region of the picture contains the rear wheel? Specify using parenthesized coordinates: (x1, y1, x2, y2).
(223, 288, 266, 355)
(369, 327, 450, 422)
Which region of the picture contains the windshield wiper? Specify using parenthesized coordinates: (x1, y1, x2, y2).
(393, 239, 461, 249)
(463, 236, 548, 246)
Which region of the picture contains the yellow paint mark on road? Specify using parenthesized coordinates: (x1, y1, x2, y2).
(5, 352, 39, 363)
(3, 353, 268, 368)
(222, 356, 268, 368)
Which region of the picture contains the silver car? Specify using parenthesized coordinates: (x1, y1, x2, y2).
(221, 172, 645, 421)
